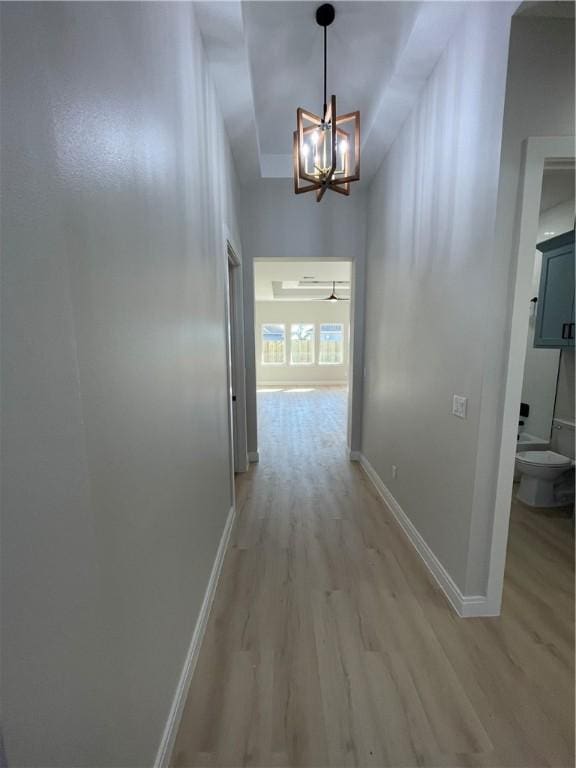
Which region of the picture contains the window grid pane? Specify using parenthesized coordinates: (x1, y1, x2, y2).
(262, 324, 286, 364)
(319, 323, 344, 364)
(290, 324, 315, 364)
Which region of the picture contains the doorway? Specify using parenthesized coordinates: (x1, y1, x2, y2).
(253, 259, 354, 457)
(486, 138, 575, 612)
(225, 241, 248, 478)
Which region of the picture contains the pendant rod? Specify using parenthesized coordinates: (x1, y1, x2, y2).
(316, 4, 334, 122)
(323, 23, 327, 122)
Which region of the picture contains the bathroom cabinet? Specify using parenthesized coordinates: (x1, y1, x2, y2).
(534, 229, 575, 348)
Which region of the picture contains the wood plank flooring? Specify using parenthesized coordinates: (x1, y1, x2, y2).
(172, 386, 574, 768)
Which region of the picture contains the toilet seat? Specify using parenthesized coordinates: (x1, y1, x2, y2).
(515, 450, 573, 469)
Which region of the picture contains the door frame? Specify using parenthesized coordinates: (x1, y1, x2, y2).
(485, 136, 575, 614)
(251, 256, 364, 458)
(225, 239, 249, 483)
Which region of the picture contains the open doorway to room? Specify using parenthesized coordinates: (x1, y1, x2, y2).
(225, 241, 249, 480)
(504, 161, 574, 627)
(253, 259, 352, 460)
(488, 140, 575, 622)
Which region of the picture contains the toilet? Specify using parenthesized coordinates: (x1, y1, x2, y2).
(515, 450, 574, 507)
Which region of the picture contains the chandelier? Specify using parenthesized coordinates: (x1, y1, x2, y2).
(293, 3, 360, 201)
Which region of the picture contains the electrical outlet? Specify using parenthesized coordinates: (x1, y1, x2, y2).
(452, 395, 468, 419)
(392, 465, 398, 479)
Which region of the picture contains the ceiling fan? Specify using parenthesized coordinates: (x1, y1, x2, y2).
(321, 281, 350, 302)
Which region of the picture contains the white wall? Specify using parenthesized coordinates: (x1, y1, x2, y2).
(362, 3, 515, 594)
(555, 350, 575, 425)
(240, 180, 367, 455)
(520, 198, 574, 439)
(255, 300, 350, 385)
(1, 3, 240, 766)
(551, 348, 575, 459)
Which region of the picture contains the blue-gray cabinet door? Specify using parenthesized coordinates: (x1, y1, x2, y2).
(534, 233, 575, 348)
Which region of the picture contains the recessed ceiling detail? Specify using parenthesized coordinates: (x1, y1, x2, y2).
(254, 260, 351, 301)
(271, 280, 351, 300)
(194, 2, 466, 185)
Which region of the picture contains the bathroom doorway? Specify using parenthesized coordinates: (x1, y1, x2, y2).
(487, 138, 575, 614)
(507, 161, 574, 613)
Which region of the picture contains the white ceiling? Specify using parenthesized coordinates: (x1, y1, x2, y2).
(194, 1, 467, 184)
(254, 259, 351, 300)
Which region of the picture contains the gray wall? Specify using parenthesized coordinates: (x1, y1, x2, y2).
(362, 6, 575, 598)
(240, 179, 367, 456)
(555, 350, 575, 424)
(362, 4, 514, 594)
(1, 3, 240, 765)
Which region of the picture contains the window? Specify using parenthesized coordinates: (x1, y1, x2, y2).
(290, 323, 315, 364)
(261, 324, 286, 364)
(319, 323, 344, 364)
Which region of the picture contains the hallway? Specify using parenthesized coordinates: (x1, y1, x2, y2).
(173, 388, 574, 768)
(2, 2, 575, 764)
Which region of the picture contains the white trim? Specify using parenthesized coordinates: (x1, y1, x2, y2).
(485, 137, 575, 616)
(249, 256, 365, 460)
(257, 380, 348, 387)
(154, 505, 236, 768)
(358, 454, 496, 618)
(248, 451, 260, 463)
(349, 450, 361, 462)
(226, 240, 249, 475)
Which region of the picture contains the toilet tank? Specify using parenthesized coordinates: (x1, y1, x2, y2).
(551, 419, 575, 460)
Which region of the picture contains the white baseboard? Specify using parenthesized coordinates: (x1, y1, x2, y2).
(358, 454, 495, 618)
(349, 450, 361, 462)
(248, 451, 259, 463)
(154, 505, 236, 768)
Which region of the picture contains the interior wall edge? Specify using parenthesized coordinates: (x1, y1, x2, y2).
(1, 2, 243, 764)
(154, 505, 236, 768)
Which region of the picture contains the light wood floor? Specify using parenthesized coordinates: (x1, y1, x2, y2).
(172, 386, 574, 768)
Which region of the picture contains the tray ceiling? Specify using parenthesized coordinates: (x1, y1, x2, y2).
(194, 1, 466, 185)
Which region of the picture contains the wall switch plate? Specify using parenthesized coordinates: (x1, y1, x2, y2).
(392, 465, 398, 479)
(452, 395, 468, 419)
